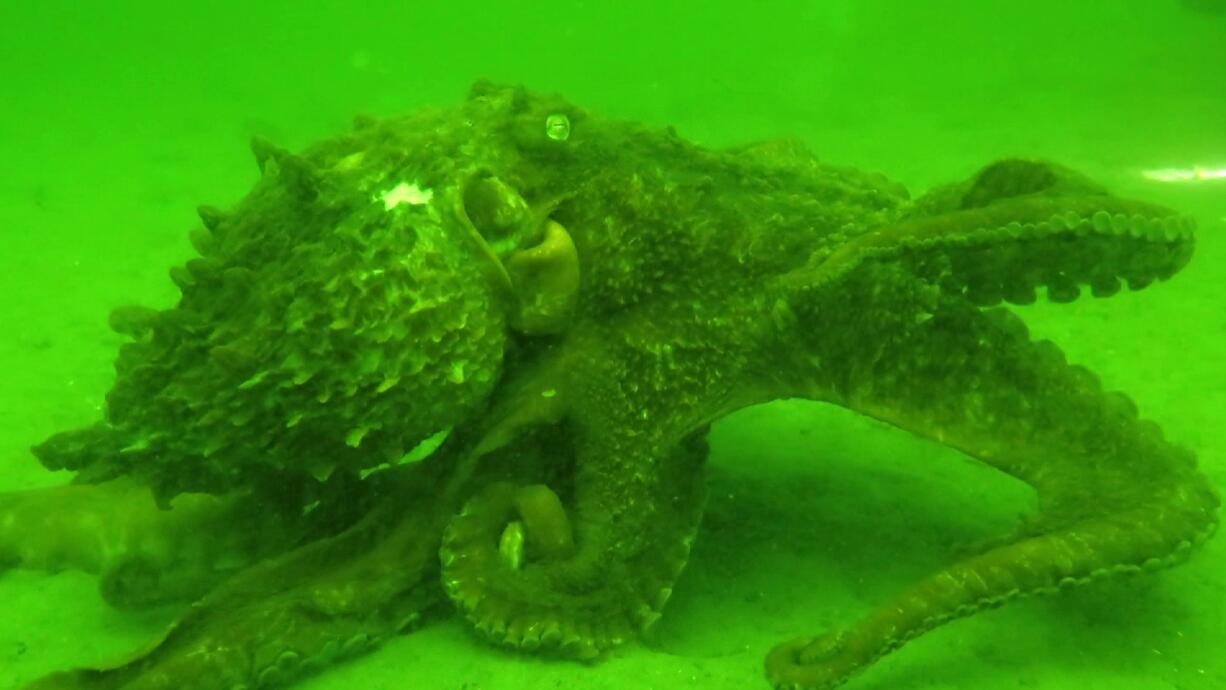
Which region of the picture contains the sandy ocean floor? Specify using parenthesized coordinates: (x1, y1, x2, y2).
(2, 3, 1225, 689)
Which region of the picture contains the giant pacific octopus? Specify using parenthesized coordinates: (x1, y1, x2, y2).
(0, 82, 1217, 690)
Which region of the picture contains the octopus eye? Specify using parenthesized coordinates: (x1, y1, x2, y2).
(544, 113, 571, 141)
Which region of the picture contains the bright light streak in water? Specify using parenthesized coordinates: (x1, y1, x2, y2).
(1142, 166, 1226, 183)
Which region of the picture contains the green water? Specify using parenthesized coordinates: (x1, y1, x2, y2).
(1, 2, 1223, 689)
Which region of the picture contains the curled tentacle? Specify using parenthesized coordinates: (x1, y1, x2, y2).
(505, 219, 581, 335)
(440, 434, 708, 659)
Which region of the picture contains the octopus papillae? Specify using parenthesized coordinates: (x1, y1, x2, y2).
(0, 82, 1217, 690)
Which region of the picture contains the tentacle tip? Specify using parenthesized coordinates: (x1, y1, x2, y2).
(765, 632, 855, 690)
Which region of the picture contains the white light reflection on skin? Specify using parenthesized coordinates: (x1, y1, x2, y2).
(1142, 166, 1226, 183)
(378, 181, 434, 209)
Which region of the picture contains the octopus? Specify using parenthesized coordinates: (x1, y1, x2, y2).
(0, 82, 1217, 690)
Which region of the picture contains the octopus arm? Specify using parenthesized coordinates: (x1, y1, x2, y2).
(781, 159, 1196, 308)
(16, 464, 456, 690)
(767, 295, 1219, 690)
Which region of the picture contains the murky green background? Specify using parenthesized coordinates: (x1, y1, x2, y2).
(2, 2, 1223, 688)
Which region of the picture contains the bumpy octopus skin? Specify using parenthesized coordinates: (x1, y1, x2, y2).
(4, 82, 1217, 690)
